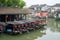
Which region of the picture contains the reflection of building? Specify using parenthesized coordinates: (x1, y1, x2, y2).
(54, 10, 60, 21)
(48, 19, 60, 32)
(0, 7, 33, 22)
(51, 21, 60, 32)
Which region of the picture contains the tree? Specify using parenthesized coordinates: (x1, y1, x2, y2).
(0, 0, 26, 8)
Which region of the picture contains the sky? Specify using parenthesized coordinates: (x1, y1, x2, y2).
(24, 0, 60, 7)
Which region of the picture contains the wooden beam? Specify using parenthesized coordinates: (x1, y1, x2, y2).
(5, 15, 8, 22)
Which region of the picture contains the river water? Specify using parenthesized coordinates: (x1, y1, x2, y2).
(0, 19, 60, 40)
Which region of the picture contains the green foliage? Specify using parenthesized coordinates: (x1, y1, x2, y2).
(0, 0, 26, 8)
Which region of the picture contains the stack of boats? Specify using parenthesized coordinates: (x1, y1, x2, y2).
(0, 19, 47, 34)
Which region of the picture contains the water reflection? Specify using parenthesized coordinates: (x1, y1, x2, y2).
(0, 27, 46, 40)
(34, 28, 60, 40)
(34, 19, 60, 40)
(49, 19, 60, 32)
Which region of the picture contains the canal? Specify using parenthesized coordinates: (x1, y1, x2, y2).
(0, 18, 60, 40)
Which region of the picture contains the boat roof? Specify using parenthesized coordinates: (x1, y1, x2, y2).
(20, 19, 36, 23)
(6, 21, 25, 25)
(14, 21, 25, 24)
(0, 22, 6, 26)
(6, 22, 16, 24)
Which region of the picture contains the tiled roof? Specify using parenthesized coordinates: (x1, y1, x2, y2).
(0, 7, 33, 14)
(52, 3, 60, 7)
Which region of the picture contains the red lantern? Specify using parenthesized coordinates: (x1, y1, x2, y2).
(18, 25, 20, 28)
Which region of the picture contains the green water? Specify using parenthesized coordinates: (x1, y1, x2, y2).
(0, 19, 60, 40)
